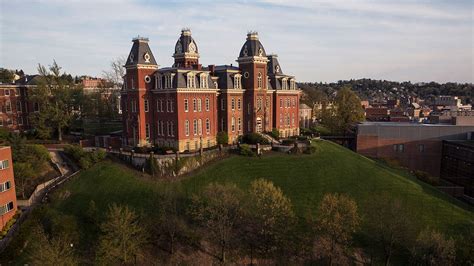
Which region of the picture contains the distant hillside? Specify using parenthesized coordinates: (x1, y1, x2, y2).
(298, 79, 473, 105)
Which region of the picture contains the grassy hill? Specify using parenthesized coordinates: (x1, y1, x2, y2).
(3, 140, 473, 263)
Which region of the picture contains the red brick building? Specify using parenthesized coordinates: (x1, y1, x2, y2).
(0, 75, 41, 132)
(0, 146, 17, 230)
(121, 30, 300, 151)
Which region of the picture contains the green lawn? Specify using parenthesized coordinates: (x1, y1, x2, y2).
(3, 140, 473, 263)
(55, 140, 472, 238)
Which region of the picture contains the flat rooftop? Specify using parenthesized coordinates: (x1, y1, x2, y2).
(359, 122, 470, 127)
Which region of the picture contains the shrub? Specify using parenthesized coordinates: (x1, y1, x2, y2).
(304, 145, 317, 154)
(146, 156, 160, 177)
(241, 133, 269, 145)
(216, 131, 229, 145)
(311, 125, 331, 136)
(270, 128, 280, 140)
(64, 145, 86, 162)
(239, 144, 255, 157)
(64, 145, 106, 169)
(0, 217, 17, 239)
(281, 139, 296, 146)
(79, 157, 92, 169)
(414, 170, 439, 186)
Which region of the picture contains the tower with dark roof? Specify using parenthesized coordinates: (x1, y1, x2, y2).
(173, 29, 200, 68)
(122, 37, 158, 146)
(237, 32, 272, 133)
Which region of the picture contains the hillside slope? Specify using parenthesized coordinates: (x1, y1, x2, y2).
(3, 140, 472, 264)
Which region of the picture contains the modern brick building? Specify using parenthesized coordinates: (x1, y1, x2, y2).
(121, 30, 300, 151)
(357, 122, 474, 177)
(441, 140, 474, 198)
(0, 146, 17, 230)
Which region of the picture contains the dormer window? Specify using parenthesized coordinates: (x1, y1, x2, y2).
(290, 79, 296, 90)
(199, 73, 208, 88)
(234, 74, 242, 89)
(282, 78, 288, 90)
(155, 74, 162, 89)
(187, 73, 196, 88)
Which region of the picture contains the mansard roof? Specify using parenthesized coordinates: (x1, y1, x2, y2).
(267, 54, 283, 75)
(152, 68, 217, 89)
(238, 32, 267, 58)
(212, 65, 242, 90)
(125, 37, 158, 67)
(173, 29, 199, 56)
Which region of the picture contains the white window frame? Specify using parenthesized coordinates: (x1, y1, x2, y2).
(0, 160, 9, 170)
(145, 123, 150, 139)
(185, 120, 190, 136)
(144, 99, 149, 112)
(193, 119, 198, 135)
(184, 99, 189, 112)
(0, 181, 11, 192)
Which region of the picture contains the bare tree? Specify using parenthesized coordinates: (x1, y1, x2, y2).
(313, 193, 360, 265)
(411, 229, 456, 266)
(102, 57, 126, 89)
(96, 204, 147, 264)
(242, 179, 295, 261)
(188, 183, 244, 263)
(366, 194, 413, 265)
(28, 224, 78, 266)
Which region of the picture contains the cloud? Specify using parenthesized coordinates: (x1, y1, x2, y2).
(0, 0, 472, 83)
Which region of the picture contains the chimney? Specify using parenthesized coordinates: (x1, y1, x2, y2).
(208, 65, 215, 74)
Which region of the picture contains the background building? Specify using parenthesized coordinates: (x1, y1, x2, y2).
(0, 146, 17, 230)
(356, 122, 474, 177)
(441, 140, 474, 199)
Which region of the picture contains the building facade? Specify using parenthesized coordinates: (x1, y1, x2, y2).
(357, 122, 474, 177)
(121, 30, 300, 151)
(441, 140, 474, 198)
(0, 146, 17, 230)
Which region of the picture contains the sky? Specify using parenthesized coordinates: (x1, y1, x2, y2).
(0, 0, 472, 83)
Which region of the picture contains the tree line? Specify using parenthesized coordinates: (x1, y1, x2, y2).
(2, 60, 123, 141)
(13, 179, 471, 265)
(299, 79, 472, 106)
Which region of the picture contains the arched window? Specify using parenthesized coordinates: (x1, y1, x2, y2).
(198, 99, 202, 112)
(200, 73, 208, 88)
(185, 120, 189, 136)
(184, 99, 189, 112)
(231, 117, 235, 132)
(234, 74, 242, 89)
(187, 73, 196, 88)
(205, 98, 210, 111)
(193, 119, 198, 135)
(206, 119, 210, 134)
(198, 119, 202, 135)
(257, 72, 263, 88)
